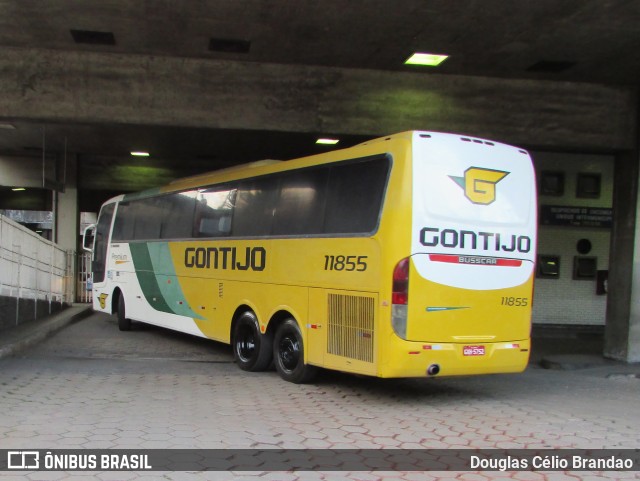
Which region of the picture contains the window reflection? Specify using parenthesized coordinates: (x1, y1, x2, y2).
(195, 187, 237, 237)
(111, 156, 389, 241)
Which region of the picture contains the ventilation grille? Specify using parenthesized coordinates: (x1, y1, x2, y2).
(327, 293, 375, 362)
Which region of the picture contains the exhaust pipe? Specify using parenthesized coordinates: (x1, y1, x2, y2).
(427, 364, 440, 376)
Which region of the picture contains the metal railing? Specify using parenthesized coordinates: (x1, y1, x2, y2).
(76, 251, 93, 303)
(0, 214, 74, 322)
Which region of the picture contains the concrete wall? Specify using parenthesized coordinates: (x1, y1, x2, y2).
(532, 152, 614, 325)
(0, 214, 71, 330)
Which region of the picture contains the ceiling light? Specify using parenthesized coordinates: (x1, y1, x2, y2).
(405, 52, 449, 67)
(130, 151, 150, 157)
(0, 123, 16, 130)
(316, 138, 339, 145)
(12, 187, 26, 191)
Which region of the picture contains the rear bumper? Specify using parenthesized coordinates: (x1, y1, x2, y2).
(379, 338, 530, 378)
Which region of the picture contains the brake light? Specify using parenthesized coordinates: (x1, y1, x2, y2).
(392, 257, 409, 305)
(391, 257, 410, 339)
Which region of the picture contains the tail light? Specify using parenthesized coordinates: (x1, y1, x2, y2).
(392, 257, 409, 305)
(392, 257, 409, 339)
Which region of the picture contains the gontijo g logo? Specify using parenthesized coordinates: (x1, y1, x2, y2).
(449, 167, 509, 205)
(98, 293, 109, 309)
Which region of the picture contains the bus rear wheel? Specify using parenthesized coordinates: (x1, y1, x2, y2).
(273, 319, 318, 384)
(117, 294, 132, 331)
(232, 312, 272, 372)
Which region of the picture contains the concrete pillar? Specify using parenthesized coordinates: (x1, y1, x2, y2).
(605, 112, 640, 362)
(54, 154, 78, 252)
(631, 166, 640, 362)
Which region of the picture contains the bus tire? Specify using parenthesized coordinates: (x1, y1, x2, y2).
(232, 311, 272, 372)
(273, 318, 318, 384)
(117, 294, 132, 331)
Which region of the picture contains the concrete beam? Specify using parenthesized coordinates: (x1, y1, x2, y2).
(0, 46, 635, 151)
(0, 155, 55, 188)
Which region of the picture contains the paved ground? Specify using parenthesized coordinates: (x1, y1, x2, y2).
(0, 311, 639, 480)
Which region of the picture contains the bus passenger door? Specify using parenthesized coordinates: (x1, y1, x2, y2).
(91, 203, 116, 312)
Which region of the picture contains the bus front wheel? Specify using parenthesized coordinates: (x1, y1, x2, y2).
(273, 319, 318, 384)
(232, 312, 272, 372)
(117, 295, 132, 331)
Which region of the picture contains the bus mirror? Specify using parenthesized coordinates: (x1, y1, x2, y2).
(82, 224, 96, 253)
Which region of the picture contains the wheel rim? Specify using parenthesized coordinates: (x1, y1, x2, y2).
(278, 333, 300, 372)
(236, 325, 256, 362)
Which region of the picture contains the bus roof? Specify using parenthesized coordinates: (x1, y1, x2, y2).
(101, 131, 516, 205)
(169, 159, 283, 186)
(164, 131, 416, 192)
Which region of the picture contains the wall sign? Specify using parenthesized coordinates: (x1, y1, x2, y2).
(540, 205, 612, 228)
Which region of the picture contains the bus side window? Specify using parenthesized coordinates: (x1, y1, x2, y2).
(324, 157, 389, 234)
(160, 191, 197, 239)
(272, 168, 328, 235)
(233, 178, 279, 237)
(218, 215, 231, 234)
(112, 202, 134, 241)
(195, 187, 237, 238)
(133, 197, 163, 240)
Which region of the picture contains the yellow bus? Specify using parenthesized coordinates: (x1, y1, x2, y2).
(84, 131, 536, 383)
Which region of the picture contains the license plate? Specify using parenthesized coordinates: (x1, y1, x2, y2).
(463, 345, 485, 356)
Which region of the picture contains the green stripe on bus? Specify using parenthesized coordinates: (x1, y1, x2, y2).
(129, 243, 173, 314)
(147, 242, 204, 320)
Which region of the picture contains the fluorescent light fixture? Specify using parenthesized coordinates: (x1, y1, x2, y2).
(316, 138, 339, 145)
(0, 123, 16, 130)
(12, 187, 26, 191)
(405, 52, 449, 67)
(130, 151, 150, 157)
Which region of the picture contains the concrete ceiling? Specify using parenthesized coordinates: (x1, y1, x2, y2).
(0, 0, 639, 207)
(2, 0, 639, 84)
